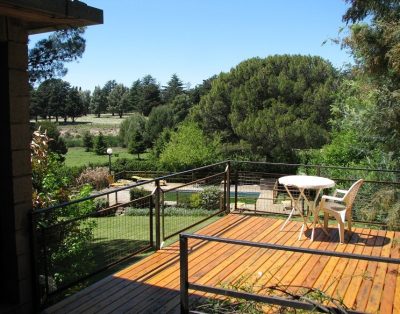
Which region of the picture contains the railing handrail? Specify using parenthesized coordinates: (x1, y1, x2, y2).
(33, 161, 229, 214)
(180, 233, 400, 264)
(234, 160, 400, 174)
(179, 232, 399, 313)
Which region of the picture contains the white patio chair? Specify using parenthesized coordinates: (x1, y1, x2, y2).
(319, 179, 364, 243)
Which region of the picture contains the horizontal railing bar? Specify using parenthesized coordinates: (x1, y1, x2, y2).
(234, 160, 400, 174)
(33, 161, 229, 214)
(155, 161, 228, 181)
(181, 233, 400, 264)
(188, 283, 363, 313)
(162, 172, 225, 193)
(33, 180, 153, 214)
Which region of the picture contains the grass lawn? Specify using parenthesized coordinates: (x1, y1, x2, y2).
(42, 114, 139, 137)
(65, 147, 149, 167)
(90, 214, 221, 267)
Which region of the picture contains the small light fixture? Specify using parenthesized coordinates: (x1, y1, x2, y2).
(107, 148, 113, 174)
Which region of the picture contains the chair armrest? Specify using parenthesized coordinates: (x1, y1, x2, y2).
(321, 195, 344, 202)
(333, 189, 348, 197)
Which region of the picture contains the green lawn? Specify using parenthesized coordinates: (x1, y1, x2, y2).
(90, 214, 221, 267)
(65, 147, 149, 167)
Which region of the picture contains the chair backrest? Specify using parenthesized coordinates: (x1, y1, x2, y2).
(343, 179, 364, 211)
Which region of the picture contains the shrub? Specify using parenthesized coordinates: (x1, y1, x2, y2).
(94, 198, 109, 211)
(94, 132, 107, 155)
(83, 131, 93, 151)
(199, 186, 222, 210)
(125, 206, 211, 216)
(189, 193, 201, 208)
(76, 167, 110, 190)
(112, 158, 157, 173)
(130, 187, 149, 201)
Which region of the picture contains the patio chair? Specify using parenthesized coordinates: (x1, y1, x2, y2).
(319, 179, 364, 243)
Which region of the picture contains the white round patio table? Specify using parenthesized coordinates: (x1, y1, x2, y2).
(278, 175, 335, 241)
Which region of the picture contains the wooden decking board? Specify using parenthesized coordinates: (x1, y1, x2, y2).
(256, 225, 326, 296)
(391, 231, 400, 314)
(262, 226, 329, 292)
(365, 230, 394, 313)
(126, 219, 293, 314)
(344, 228, 380, 310)
(62, 214, 245, 313)
(119, 219, 286, 311)
(354, 229, 386, 312)
(119, 219, 274, 313)
(96, 215, 270, 313)
(323, 228, 366, 303)
(44, 215, 399, 314)
(119, 218, 284, 313)
(154, 222, 303, 314)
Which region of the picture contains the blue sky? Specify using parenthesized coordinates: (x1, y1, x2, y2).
(30, 0, 352, 91)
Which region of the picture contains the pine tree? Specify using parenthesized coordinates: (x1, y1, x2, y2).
(83, 131, 93, 152)
(128, 130, 146, 160)
(94, 132, 107, 155)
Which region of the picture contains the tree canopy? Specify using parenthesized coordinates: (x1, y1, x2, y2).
(193, 55, 338, 162)
(28, 28, 86, 84)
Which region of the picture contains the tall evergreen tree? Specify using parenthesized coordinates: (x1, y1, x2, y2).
(128, 130, 146, 160)
(102, 80, 118, 115)
(90, 86, 107, 117)
(162, 74, 185, 104)
(107, 84, 130, 118)
(136, 75, 162, 116)
(28, 28, 86, 83)
(64, 87, 84, 122)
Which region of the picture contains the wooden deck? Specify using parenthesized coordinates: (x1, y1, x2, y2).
(45, 214, 400, 314)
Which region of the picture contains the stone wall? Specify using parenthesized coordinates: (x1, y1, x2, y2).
(0, 16, 33, 313)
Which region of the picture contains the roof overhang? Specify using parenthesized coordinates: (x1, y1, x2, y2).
(0, 0, 103, 34)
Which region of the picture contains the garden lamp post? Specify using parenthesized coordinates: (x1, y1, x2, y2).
(107, 147, 113, 174)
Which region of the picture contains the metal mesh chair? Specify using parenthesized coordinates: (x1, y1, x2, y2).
(319, 179, 364, 243)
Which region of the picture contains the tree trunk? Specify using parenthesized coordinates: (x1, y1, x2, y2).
(55, 115, 58, 122)
(137, 153, 140, 160)
(97, 112, 100, 118)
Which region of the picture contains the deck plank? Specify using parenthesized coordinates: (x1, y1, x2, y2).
(44, 214, 399, 314)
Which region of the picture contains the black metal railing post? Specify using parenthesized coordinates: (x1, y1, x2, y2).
(180, 234, 189, 314)
(154, 179, 161, 250)
(149, 196, 154, 248)
(235, 168, 238, 211)
(226, 161, 231, 212)
(316, 165, 321, 176)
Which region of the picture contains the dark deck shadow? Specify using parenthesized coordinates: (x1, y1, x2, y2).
(303, 227, 391, 246)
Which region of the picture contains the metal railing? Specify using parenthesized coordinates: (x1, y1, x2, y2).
(231, 161, 400, 228)
(179, 232, 400, 313)
(31, 161, 231, 308)
(31, 159, 400, 308)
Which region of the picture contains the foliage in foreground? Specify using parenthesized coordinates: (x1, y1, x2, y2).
(193, 272, 357, 314)
(31, 128, 97, 298)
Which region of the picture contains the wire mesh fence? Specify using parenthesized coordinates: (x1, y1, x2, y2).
(161, 171, 228, 241)
(232, 161, 400, 228)
(31, 182, 154, 308)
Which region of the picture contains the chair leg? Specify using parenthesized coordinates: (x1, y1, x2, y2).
(338, 222, 345, 243)
(347, 214, 352, 233)
(324, 212, 329, 230)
